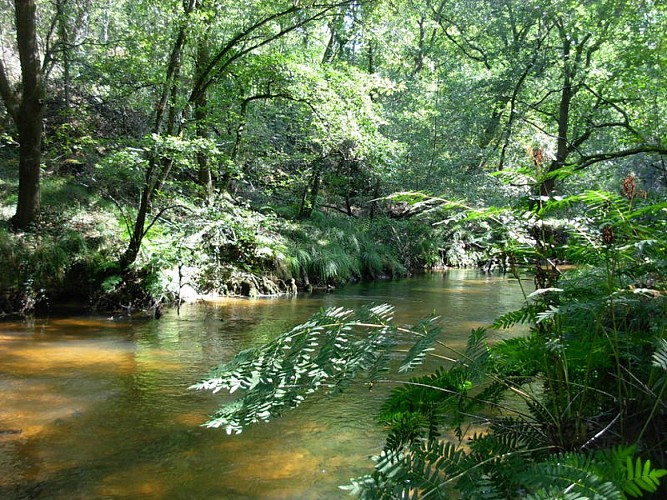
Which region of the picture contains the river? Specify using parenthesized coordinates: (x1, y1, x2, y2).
(0, 270, 527, 499)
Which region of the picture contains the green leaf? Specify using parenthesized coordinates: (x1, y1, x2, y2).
(192, 304, 401, 433)
(652, 339, 667, 371)
(623, 455, 667, 497)
(399, 315, 442, 372)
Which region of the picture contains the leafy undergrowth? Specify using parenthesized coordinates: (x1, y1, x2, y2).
(193, 188, 667, 499)
(0, 175, 438, 315)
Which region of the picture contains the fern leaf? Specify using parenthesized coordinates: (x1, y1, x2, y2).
(460, 327, 489, 368)
(624, 456, 667, 497)
(492, 306, 537, 329)
(372, 439, 466, 498)
(519, 452, 624, 500)
(652, 339, 667, 371)
(399, 315, 442, 372)
(192, 304, 399, 433)
(525, 487, 591, 499)
(535, 305, 560, 324)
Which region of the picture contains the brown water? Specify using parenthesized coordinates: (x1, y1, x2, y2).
(0, 270, 527, 499)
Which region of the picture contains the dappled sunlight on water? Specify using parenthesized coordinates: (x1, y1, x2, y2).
(0, 270, 527, 498)
(0, 342, 134, 374)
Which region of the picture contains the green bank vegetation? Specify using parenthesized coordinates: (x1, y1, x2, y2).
(194, 185, 667, 498)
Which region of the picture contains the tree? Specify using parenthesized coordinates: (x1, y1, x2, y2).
(115, 0, 371, 270)
(362, 0, 667, 199)
(0, 0, 44, 230)
(534, 0, 667, 196)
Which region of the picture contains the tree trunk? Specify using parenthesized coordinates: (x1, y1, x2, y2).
(119, 183, 151, 270)
(369, 179, 380, 220)
(541, 89, 573, 198)
(195, 34, 213, 200)
(541, 31, 573, 198)
(12, 0, 44, 230)
(299, 161, 322, 218)
(118, 0, 195, 271)
(196, 101, 213, 200)
(55, 0, 72, 116)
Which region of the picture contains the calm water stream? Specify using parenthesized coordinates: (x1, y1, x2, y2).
(0, 270, 527, 499)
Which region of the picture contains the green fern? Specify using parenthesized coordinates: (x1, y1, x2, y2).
(518, 452, 623, 500)
(652, 339, 667, 371)
(379, 367, 467, 443)
(492, 306, 538, 330)
(623, 455, 667, 497)
(488, 417, 549, 454)
(399, 315, 442, 372)
(371, 440, 467, 498)
(191, 304, 400, 434)
(524, 487, 591, 500)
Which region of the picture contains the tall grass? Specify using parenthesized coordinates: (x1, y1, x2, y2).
(282, 213, 407, 287)
(0, 227, 105, 314)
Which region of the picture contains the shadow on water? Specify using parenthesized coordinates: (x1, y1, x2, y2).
(0, 269, 528, 499)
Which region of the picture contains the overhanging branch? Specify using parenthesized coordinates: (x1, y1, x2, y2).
(570, 146, 667, 171)
(188, 1, 357, 105)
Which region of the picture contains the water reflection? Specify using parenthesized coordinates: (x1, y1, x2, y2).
(0, 270, 527, 498)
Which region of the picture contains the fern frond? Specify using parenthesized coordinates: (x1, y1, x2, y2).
(540, 190, 626, 216)
(652, 339, 667, 371)
(369, 440, 467, 498)
(623, 456, 667, 497)
(459, 327, 490, 370)
(191, 304, 398, 433)
(524, 487, 591, 499)
(492, 306, 537, 329)
(489, 417, 549, 452)
(518, 452, 624, 500)
(399, 315, 442, 373)
(490, 335, 545, 381)
(459, 476, 506, 499)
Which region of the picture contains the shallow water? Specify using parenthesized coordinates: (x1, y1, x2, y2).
(0, 270, 527, 499)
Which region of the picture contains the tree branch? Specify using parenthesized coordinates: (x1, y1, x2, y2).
(188, 1, 356, 105)
(434, 15, 491, 70)
(570, 146, 667, 171)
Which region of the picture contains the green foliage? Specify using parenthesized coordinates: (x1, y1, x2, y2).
(0, 225, 112, 315)
(398, 315, 442, 373)
(191, 304, 400, 434)
(281, 213, 406, 286)
(623, 454, 667, 497)
(196, 188, 667, 498)
(2, 0, 666, 492)
(653, 339, 667, 372)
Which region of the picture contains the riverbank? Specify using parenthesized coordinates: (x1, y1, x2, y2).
(1, 153, 514, 318)
(0, 182, 451, 317)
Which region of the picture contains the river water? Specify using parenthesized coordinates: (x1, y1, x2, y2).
(0, 270, 527, 499)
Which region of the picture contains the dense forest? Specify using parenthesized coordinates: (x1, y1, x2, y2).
(1, 0, 666, 497)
